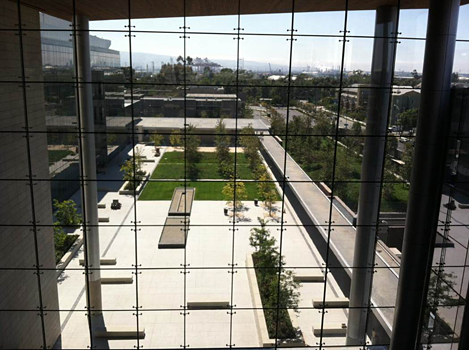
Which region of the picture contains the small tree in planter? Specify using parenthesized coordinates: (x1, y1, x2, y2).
(151, 133, 163, 155)
(249, 218, 299, 339)
(120, 148, 145, 190)
(170, 130, 182, 148)
(257, 173, 278, 217)
(222, 178, 248, 215)
(53, 199, 81, 263)
(263, 189, 278, 217)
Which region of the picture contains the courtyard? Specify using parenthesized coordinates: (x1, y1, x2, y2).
(56, 144, 352, 349)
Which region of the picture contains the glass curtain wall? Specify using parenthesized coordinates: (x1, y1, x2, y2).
(1, 0, 468, 349)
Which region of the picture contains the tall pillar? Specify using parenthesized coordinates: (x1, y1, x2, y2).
(459, 283, 469, 349)
(390, 1, 460, 349)
(346, 6, 398, 345)
(75, 15, 102, 315)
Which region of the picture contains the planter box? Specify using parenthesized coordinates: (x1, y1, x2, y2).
(246, 254, 304, 347)
(56, 230, 83, 278)
(118, 172, 149, 195)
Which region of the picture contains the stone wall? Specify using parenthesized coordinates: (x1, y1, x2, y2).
(0, 1, 60, 348)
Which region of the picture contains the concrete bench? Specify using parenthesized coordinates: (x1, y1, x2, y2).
(312, 323, 347, 336)
(98, 203, 106, 209)
(142, 159, 155, 163)
(389, 247, 402, 259)
(101, 276, 133, 284)
(95, 326, 145, 339)
(292, 269, 325, 282)
(79, 258, 117, 266)
(312, 297, 349, 308)
(187, 297, 230, 309)
(98, 217, 110, 222)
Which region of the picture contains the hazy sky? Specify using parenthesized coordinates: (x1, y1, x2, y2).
(89, 6, 469, 73)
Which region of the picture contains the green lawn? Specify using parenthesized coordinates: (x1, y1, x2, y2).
(152, 151, 254, 180)
(151, 163, 253, 180)
(139, 181, 263, 200)
(140, 151, 280, 201)
(48, 150, 74, 164)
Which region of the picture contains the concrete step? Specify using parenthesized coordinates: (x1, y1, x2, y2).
(79, 258, 117, 266)
(312, 297, 349, 308)
(95, 326, 145, 339)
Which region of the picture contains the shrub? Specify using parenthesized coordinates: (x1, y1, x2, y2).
(249, 218, 299, 339)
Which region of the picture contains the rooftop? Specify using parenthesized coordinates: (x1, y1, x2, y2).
(135, 117, 269, 131)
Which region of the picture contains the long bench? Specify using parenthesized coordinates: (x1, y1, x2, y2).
(292, 268, 325, 282)
(101, 276, 134, 284)
(187, 297, 230, 310)
(158, 217, 190, 249)
(312, 297, 349, 308)
(312, 323, 347, 336)
(168, 187, 195, 216)
(95, 326, 145, 339)
(79, 258, 117, 266)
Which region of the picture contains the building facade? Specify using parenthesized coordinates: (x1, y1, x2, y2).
(40, 13, 120, 68)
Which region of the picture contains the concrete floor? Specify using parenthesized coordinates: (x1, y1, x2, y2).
(55, 145, 353, 349)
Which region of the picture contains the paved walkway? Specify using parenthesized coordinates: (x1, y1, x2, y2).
(261, 134, 400, 335)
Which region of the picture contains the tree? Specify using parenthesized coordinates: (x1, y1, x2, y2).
(170, 130, 182, 148)
(215, 119, 232, 178)
(400, 142, 414, 183)
(263, 189, 278, 216)
(240, 125, 261, 170)
(151, 133, 163, 152)
(249, 218, 299, 339)
(53, 199, 81, 227)
(397, 108, 418, 131)
(422, 270, 458, 342)
(269, 110, 286, 136)
(222, 178, 248, 211)
(185, 124, 201, 178)
(243, 104, 254, 118)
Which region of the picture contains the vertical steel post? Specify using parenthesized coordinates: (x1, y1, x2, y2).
(390, 0, 460, 348)
(346, 6, 398, 345)
(75, 14, 102, 315)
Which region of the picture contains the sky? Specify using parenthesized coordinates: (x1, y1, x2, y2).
(89, 6, 469, 73)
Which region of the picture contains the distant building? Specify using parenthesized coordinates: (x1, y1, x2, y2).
(342, 84, 371, 110)
(391, 87, 421, 125)
(40, 13, 120, 67)
(342, 84, 421, 126)
(139, 93, 244, 118)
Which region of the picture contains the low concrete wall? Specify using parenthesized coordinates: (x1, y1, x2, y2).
(56, 230, 83, 278)
(118, 173, 149, 195)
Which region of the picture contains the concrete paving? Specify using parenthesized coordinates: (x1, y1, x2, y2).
(55, 144, 355, 349)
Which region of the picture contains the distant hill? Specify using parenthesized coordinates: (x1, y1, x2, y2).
(120, 51, 293, 72)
